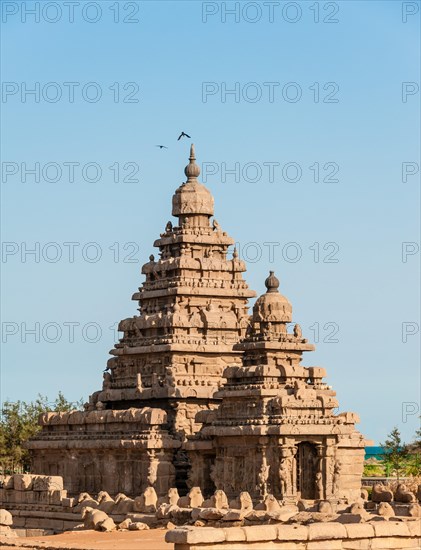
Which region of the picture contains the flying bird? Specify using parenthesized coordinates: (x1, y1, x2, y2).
(177, 131, 191, 141)
(156, 145, 168, 149)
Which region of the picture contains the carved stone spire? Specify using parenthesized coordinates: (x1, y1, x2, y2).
(184, 143, 200, 181)
(172, 145, 214, 217)
(265, 271, 280, 293)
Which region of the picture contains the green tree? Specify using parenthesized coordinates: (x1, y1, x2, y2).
(380, 427, 409, 480)
(411, 417, 421, 451)
(0, 392, 83, 474)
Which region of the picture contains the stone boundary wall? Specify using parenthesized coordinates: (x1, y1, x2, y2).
(362, 477, 413, 487)
(166, 521, 421, 550)
(0, 475, 125, 535)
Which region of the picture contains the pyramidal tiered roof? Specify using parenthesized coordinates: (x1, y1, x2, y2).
(89, 144, 256, 435)
(196, 270, 354, 433)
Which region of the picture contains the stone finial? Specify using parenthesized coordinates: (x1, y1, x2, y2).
(265, 271, 280, 293)
(172, 144, 214, 217)
(184, 144, 200, 181)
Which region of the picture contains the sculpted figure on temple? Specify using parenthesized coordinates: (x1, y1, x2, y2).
(316, 471, 324, 499)
(279, 459, 290, 496)
(333, 460, 342, 495)
(102, 371, 112, 389)
(395, 483, 417, 503)
(372, 482, 393, 502)
(293, 323, 302, 339)
(136, 373, 143, 392)
(165, 221, 173, 232)
(258, 456, 270, 497)
(212, 218, 221, 231)
(147, 458, 159, 487)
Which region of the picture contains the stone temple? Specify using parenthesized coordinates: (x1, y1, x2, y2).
(27, 145, 366, 504)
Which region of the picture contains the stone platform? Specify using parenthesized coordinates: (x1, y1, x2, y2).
(166, 521, 421, 549)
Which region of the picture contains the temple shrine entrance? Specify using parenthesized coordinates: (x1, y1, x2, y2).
(296, 442, 318, 499)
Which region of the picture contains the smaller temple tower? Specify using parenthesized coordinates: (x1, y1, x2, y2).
(187, 272, 365, 503)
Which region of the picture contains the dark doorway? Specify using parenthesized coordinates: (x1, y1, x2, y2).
(296, 442, 318, 499)
(203, 455, 216, 498)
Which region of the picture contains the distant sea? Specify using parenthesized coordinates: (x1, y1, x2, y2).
(365, 446, 386, 459)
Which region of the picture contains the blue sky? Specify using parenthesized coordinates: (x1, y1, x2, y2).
(1, 0, 420, 444)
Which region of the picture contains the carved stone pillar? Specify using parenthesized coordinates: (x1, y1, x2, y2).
(315, 444, 325, 500)
(279, 443, 296, 500)
(325, 443, 336, 498)
(256, 445, 270, 499)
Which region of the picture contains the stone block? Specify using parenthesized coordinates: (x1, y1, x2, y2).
(244, 510, 269, 522)
(277, 524, 309, 541)
(308, 522, 347, 540)
(3, 476, 13, 489)
(276, 504, 300, 522)
(199, 507, 226, 521)
(0, 509, 13, 526)
(13, 474, 33, 491)
(243, 524, 278, 542)
(23, 492, 35, 504)
(342, 541, 371, 550)
(62, 497, 75, 508)
(221, 509, 247, 521)
(371, 520, 410, 537)
(10, 516, 25, 528)
(307, 541, 343, 550)
(170, 507, 193, 524)
(166, 526, 226, 545)
(370, 537, 420, 549)
(344, 523, 375, 539)
(186, 526, 226, 544)
(49, 489, 67, 505)
(46, 519, 65, 531)
(406, 519, 421, 537)
(336, 512, 367, 524)
(165, 527, 191, 544)
(33, 475, 64, 492)
(223, 527, 246, 542)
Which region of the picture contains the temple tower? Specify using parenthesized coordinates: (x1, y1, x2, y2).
(94, 144, 256, 436)
(27, 146, 256, 497)
(187, 272, 366, 503)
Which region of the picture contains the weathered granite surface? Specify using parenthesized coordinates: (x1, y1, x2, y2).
(166, 520, 421, 549)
